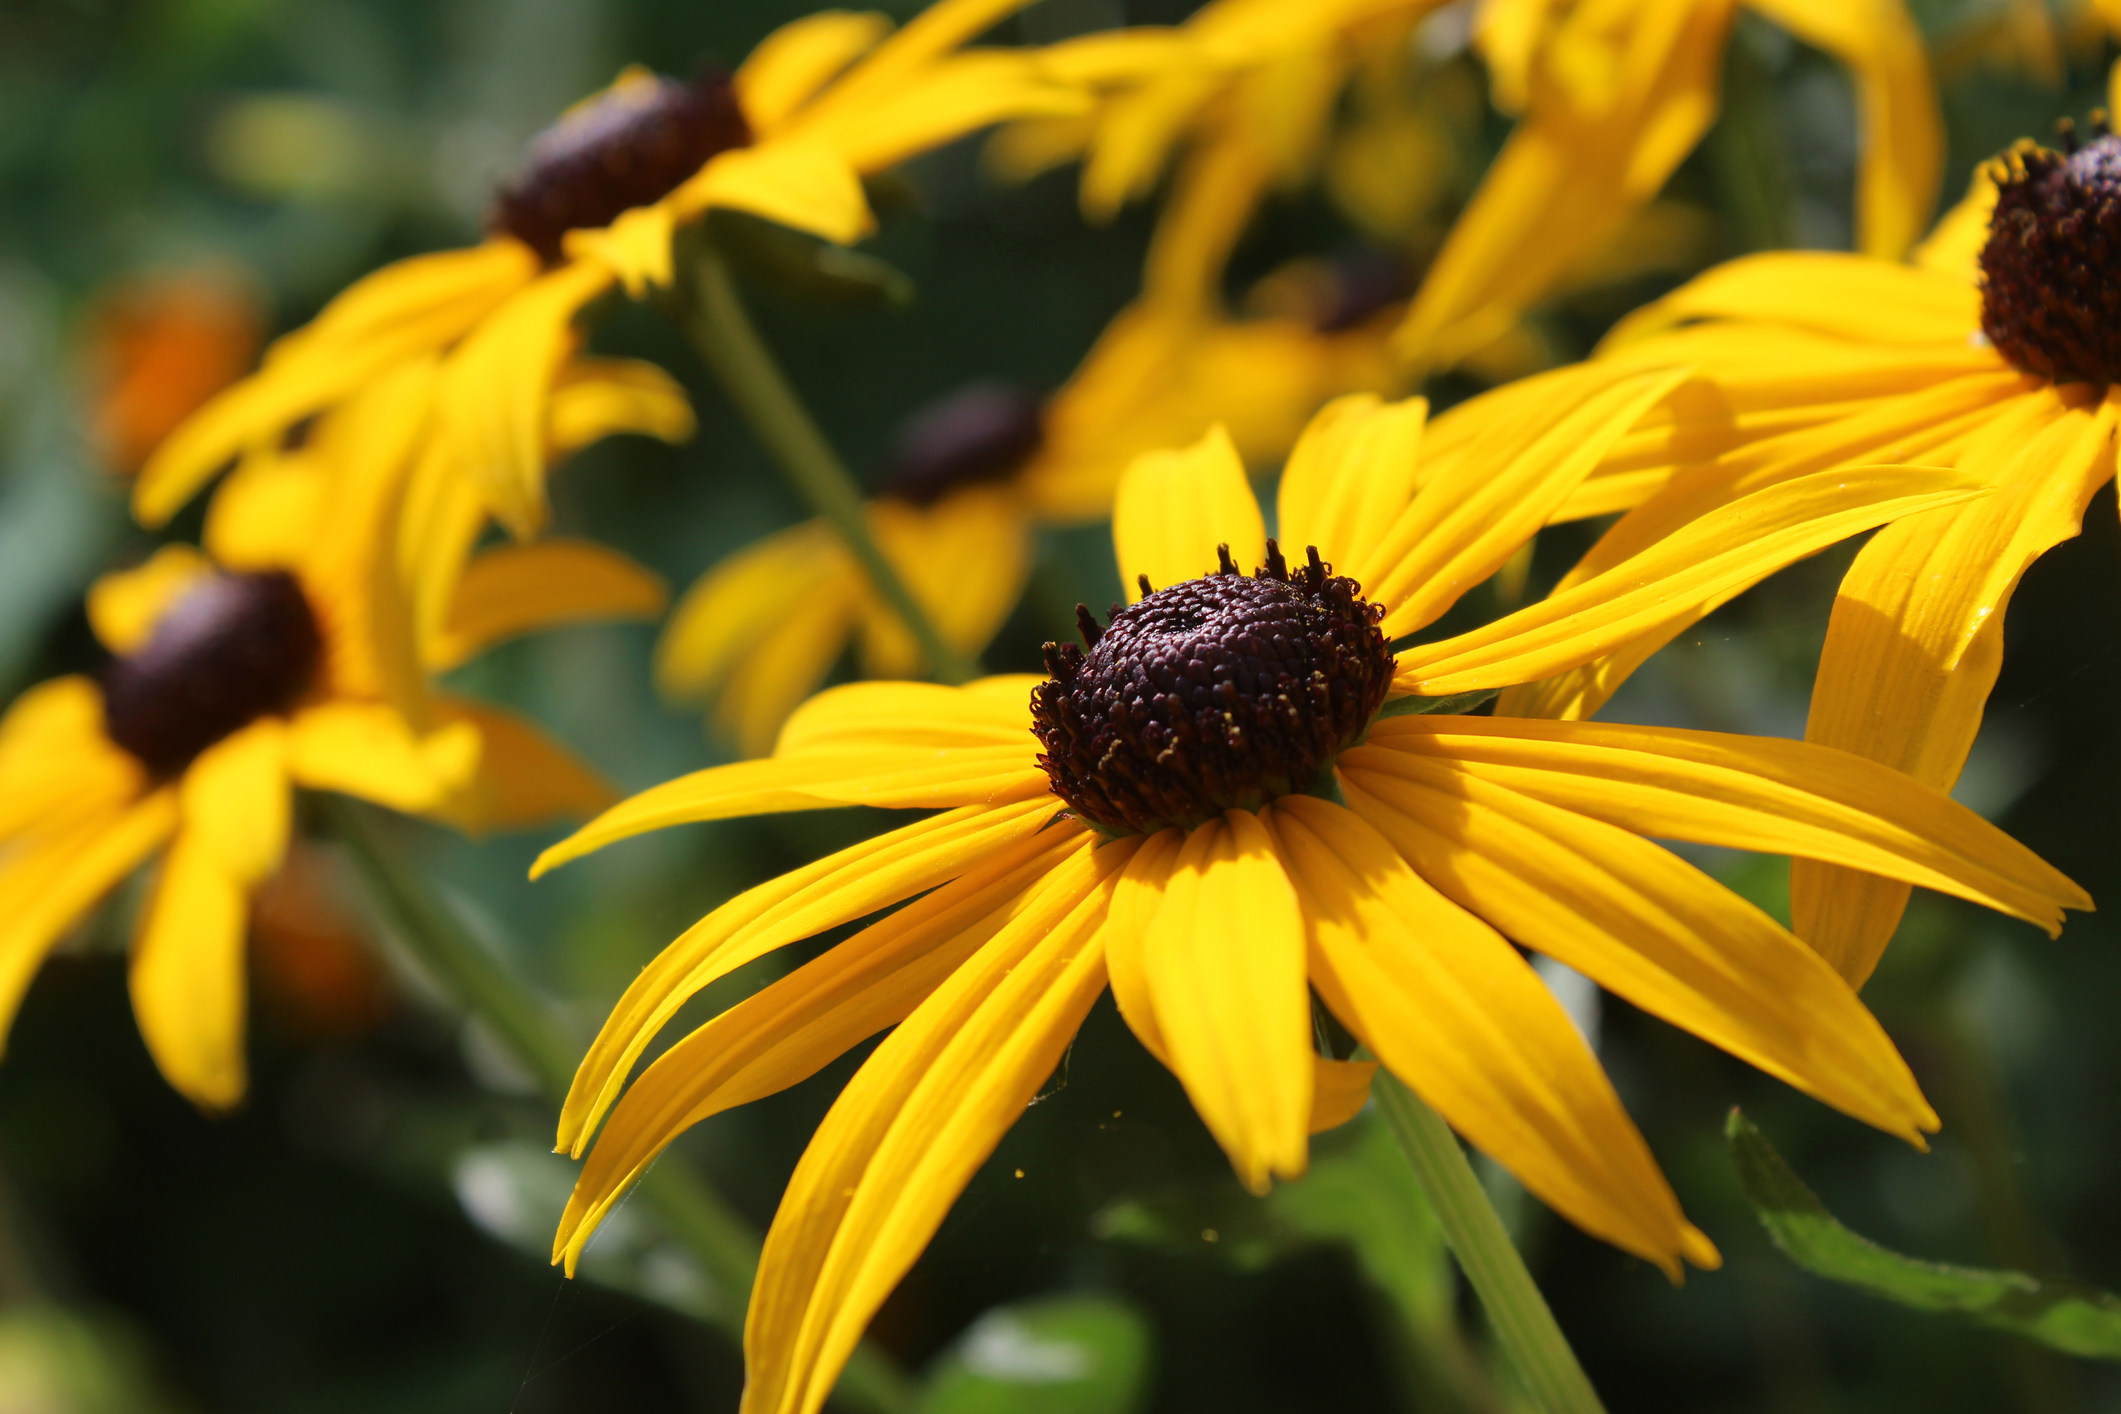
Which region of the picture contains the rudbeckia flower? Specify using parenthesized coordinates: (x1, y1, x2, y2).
(1475, 137, 2121, 986)
(0, 355, 676, 1110)
(1396, 0, 1942, 372)
(659, 126, 1399, 755)
(133, 0, 1088, 541)
(533, 378, 2086, 1414)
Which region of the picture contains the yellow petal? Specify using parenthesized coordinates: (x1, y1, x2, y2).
(859, 487, 1031, 679)
(1358, 716, 2088, 936)
(1139, 130, 1273, 312)
(1275, 393, 1421, 580)
(1271, 793, 1714, 1276)
(674, 144, 875, 246)
(776, 676, 1041, 754)
(736, 10, 891, 133)
(553, 799, 1070, 1155)
(425, 540, 666, 672)
(135, 241, 535, 527)
(1339, 759, 1937, 1143)
(285, 701, 481, 813)
(1792, 393, 2119, 983)
(1137, 812, 1310, 1193)
(1393, 465, 1986, 695)
(658, 520, 848, 704)
(715, 574, 866, 759)
(0, 792, 176, 1052)
(1602, 251, 1978, 351)
(130, 829, 251, 1110)
(435, 258, 615, 540)
(553, 826, 1088, 1270)
(561, 202, 676, 298)
(1112, 424, 1265, 601)
(1911, 169, 1997, 281)
(179, 718, 290, 885)
(737, 833, 1130, 1414)
(87, 545, 215, 656)
(1309, 1056, 1377, 1134)
(798, 53, 1090, 176)
(548, 357, 696, 457)
(203, 451, 329, 570)
(427, 695, 617, 835)
(801, 0, 1037, 121)
(0, 680, 142, 840)
(1097, 825, 1185, 1065)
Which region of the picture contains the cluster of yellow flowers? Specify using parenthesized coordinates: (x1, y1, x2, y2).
(8, 0, 2121, 1406)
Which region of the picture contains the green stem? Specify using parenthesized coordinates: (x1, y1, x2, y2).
(325, 798, 916, 1414)
(675, 240, 979, 686)
(1368, 1065, 1607, 1414)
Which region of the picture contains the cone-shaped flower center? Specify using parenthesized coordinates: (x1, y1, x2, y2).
(881, 382, 1045, 505)
(1979, 131, 2121, 384)
(103, 570, 323, 778)
(491, 70, 751, 264)
(1032, 542, 1393, 834)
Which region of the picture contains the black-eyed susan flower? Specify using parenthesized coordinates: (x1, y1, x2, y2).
(533, 377, 2088, 1414)
(133, 0, 1088, 541)
(1396, 0, 1942, 372)
(657, 146, 1400, 755)
(1468, 140, 2121, 987)
(0, 357, 674, 1110)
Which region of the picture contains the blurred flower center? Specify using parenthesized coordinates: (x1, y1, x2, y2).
(102, 570, 323, 777)
(490, 69, 751, 264)
(881, 382, 1046, 505)
(1031, 543, 1393, 834)
(1979, 131, 2121, 384)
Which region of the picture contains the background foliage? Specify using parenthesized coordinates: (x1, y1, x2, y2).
(4, 0, 2121, 1409)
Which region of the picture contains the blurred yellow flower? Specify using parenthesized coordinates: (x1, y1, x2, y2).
(0, 356, 677, 1109)
(533, 382, 2085, 1414)
(1451, 143, 2121, 988)
(134, 0, 1087, 540)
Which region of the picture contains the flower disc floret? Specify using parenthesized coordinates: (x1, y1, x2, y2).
(881, 382, 1045, 506)
(1031, 541, 1392, 835)
(1979, 131, 2121, 385)
(102, 569, 323, 778)
(491, 69, 751, 264)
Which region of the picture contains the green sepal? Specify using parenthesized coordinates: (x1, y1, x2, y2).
(705, 208, 915, 309)
(1728, 1108, 2121, 1359)
(1374, 689, 1500, 721)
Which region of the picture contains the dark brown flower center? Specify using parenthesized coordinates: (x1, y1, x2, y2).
(102, 570, 323, 779)
(1031, 542, 1393, 835)
(881, 382, 1045, 506)
(1979, 129, 2121, 384)
(490, 69, 751, 265)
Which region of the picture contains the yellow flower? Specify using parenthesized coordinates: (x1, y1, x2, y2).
(0, 356, 676, 1110)
(1396, 0, 1941, 372)
(1475, 142, 2121, 986)
(659, 131, 1400, 756)
(133, 0, 1087, 541)
(533, 380, 2085, 1414)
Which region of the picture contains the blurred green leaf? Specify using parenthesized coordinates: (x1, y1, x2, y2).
(705, 210, 915, 309)
(915, 1295, 1152, 1414)
(1730, 1108, 2121, 1359)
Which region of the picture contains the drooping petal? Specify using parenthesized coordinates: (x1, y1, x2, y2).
(425, 540, 666, 672)
(87, 546, 215, 655)
(1791, 390, 2121, 983)
(1270, 794, 1715, 1277)
(800, 53, 1091, 175)
(715, 577, 867, 759)
(1100, 826, 1185, 1063)
(1136, 811, 1311, 1193)
(562, 202, 677, 298)
(553, 827, 1089, 1270)
(434, 258, 615, 540)
(1112, 424, 1265, 601)
(1339, 759, 1937, 1143)
(130, 830, 253, 1110)
(0, 792, 176, 1049)
(804, 0, 1039, 122)
(675, 143, 875, 246)
(657, 520, 847, 708)
(0, 679, 143, 840)
(547, 357, 696, 458)
(203, 451, 329, 570)
(134, 241, 536, 527)
(1392, 464, 1984, 695)
(285, 702, 481, 814)
(427, 696, 616, 835)
(737, 833, 1130, 1414)
(179, 719, 291, 886)
(554, 798, 1069, 1154)
(1358, 716, 2087, 935)
(857, 486, 1032, 679)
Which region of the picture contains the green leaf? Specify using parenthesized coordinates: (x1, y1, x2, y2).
(705, 209, 914, 309)
(915, 1295, 1153, 1414)
(1728, 1108, 2121, 1359)
(1374, 689, 1500, 720)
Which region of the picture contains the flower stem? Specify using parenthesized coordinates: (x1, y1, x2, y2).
(674, 240, 979, 685)
(1368, 1066, 1608, 1414)
(324, 797, 916, 1414)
